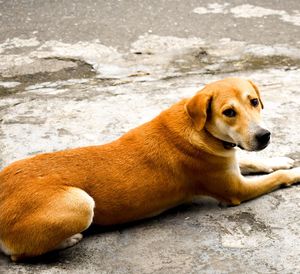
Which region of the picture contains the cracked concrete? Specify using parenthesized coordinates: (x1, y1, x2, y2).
(1, 0, 300, 273)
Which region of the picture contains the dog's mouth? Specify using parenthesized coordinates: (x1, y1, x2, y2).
(222, 141, 245, 150)
(205, 129, 243, 150)
(222, 141, 236, 149)
(222, 140, 270, 151)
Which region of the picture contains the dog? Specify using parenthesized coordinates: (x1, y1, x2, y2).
(1, 77, 300, 262)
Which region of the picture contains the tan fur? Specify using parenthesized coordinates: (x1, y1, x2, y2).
(1, 77, 300, 261)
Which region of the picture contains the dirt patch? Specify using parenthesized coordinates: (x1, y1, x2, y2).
(226, 211, 270, 233)
(171, 48, 300, 74)
(0, 57, 96, 97)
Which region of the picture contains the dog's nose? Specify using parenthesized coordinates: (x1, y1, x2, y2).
(255, 129, 271, 146)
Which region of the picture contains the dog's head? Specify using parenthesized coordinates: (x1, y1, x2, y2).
(185, 78, 270, 151)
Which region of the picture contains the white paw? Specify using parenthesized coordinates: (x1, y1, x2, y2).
(286, 167, 300, 185)
(264, 157, 294, 173)
(56, 233, 83, 250)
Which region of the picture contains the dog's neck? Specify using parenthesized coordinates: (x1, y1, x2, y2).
(189, 129, 236, 157)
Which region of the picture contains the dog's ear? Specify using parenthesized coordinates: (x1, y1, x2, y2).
(248, 80, 264, 109)
(185, 91, 212, 131)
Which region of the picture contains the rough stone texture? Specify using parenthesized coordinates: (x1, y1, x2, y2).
(1, 1, 300, 273)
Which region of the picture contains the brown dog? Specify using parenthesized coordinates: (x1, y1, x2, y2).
(1, 78, 299, 261)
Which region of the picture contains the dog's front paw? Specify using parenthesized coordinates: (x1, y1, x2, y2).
(264, 157, 294, 173)
(284, 167, 300, 186)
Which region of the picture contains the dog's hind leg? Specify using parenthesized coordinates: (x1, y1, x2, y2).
(55, 233, 84, 251)
(2, 187, 94, 262)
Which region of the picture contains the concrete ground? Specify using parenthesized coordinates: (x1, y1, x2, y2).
(1, 0, 300, 273)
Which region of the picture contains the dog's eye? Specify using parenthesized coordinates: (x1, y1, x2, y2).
(250, 98, 259, 107)
(222, 108, 236, 117)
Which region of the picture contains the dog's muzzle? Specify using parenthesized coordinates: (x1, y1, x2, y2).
(222, 128, 271, 151)
(254, 129, 271, 150)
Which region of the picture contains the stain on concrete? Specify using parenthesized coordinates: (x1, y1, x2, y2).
(172, 50, 300, 74)
(226, 211, 271, 233)
(0, 58, 96, 96)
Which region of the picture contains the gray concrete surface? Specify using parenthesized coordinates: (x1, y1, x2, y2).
(1, 0, 300, 273)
